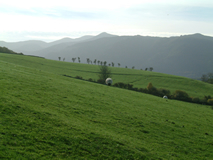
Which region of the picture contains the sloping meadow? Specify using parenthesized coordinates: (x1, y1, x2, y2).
(1, 53, 213, 98)
(0, 53, 213, 159)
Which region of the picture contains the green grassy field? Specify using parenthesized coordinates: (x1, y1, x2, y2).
(1, 53, 213, 159)
(1, 53, 213, 98)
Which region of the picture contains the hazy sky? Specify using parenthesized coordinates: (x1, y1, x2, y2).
(1, 0, 213, 42)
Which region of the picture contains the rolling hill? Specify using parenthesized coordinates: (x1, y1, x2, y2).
(1, 53, 213, 159)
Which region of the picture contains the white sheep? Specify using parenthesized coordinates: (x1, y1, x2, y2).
(106, 78, 113, 86)
(163, 95, 168, 99)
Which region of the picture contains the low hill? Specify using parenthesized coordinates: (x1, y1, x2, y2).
(1, 53, 213, 98)
(1, 53, 213, 159)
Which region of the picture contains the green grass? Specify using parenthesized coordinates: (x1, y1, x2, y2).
(1, 53, 213, 159)
(0, 53, 212, 98)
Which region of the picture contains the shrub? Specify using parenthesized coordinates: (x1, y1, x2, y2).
(97, 79, 105, 84)
(147, 82, 153, 91)
(207, 99, 213, 105)
(173, 90, 190, 102)
(113, 82, 127, 89)
(133, 87, 138, 91)
(75, 76, 83, 79)
(157, 88, 171, 97)
(138, 88, 148, 93)
(204, 95, 212, 100)
(147, 82, 157, 94)
(192, 97, 200, 103)
(88, 78, 93, 82)
(200, 98, 207, 104)
(127, 84, 133, 90)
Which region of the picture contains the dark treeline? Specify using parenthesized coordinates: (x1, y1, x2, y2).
(63, 74, 213, 107)
(113, 82, 213, 105)
(0, 46, 23, 55)
(59, 56, 153, 71)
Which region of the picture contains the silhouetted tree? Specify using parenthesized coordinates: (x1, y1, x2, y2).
(86, 58, 90, 64)
(97, 60, 100, 65)
(145, 68, 148, 71)
(132, 66, 135, 69)
(78, 57, 80, 63)
(149, 67, 153, 71)
(111, 62, 114, 67)
(104, 61, 107, 66)
(72, 58, 76, 62)
(100, 61, 103, 66)
(58, 57, 61, 61)
(108, 63, 111, 66)
(118, 63, 120, 67)
(125, 66, 128, 68)
(94, 59, 97, 65)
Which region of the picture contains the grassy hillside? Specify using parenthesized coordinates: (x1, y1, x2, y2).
(1, 53, 213, 159)
(0, 53, 213, 98)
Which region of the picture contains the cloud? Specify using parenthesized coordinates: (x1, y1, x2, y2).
(1, 0, 213, 42)
(0, 5, 105, 20)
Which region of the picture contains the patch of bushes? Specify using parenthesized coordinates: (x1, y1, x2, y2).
(63, 74, 213, 106)
(112, 81, 213, 106)
(75, 76, 83, 79)
(157, 88, 171, 97)
(207, 99, 213, 105)
(88, 78, 94, 82)
(173, 90, 190, 102)
(97, 79, 105, 84)
(191, 97, 200, 103)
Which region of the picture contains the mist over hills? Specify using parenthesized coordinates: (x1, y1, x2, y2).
(1, 32, 213, 79)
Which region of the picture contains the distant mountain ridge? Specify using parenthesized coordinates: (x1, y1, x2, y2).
(1, 32, 213, 79)
(0, 32, 116, 54)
